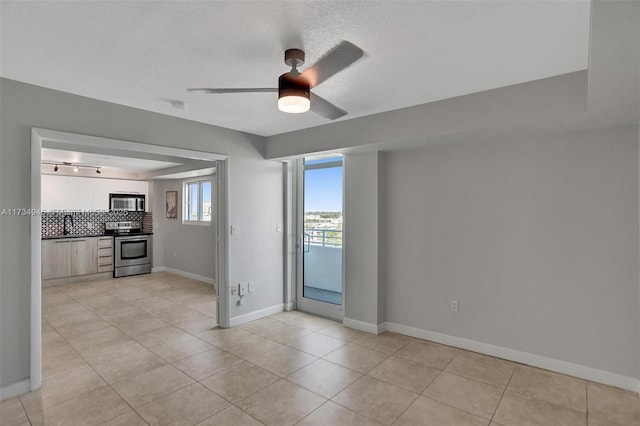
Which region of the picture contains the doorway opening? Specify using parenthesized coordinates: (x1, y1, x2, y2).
(30, 128, 230, 391)
(296, 154, 344, 321)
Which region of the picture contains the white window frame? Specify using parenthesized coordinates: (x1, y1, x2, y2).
(182, 178, 213, 225)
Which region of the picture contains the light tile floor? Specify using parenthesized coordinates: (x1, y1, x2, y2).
(1, 272, 639, 425)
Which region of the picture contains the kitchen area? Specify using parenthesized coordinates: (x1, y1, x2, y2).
(37, 137, 220, 292)
(41, 174, 153, 285)
(23, 130, 227, 403)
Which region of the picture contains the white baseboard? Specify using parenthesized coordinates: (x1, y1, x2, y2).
(384, 321, 640, 394)
(1, 379, 30, 401)
(152, 266, 215, 285)
(230, 304, 284, 327)
(343, 317, 387, 335)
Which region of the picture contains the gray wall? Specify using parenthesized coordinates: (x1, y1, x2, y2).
(383, 125, 639, 377)
(152, 179, 216, 280)
(227, 155, 284, 315)
(344, 152, 383, 326)
(0, 78, 284, 389)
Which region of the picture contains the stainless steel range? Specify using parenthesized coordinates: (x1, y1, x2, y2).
(105, 221, 153, 278)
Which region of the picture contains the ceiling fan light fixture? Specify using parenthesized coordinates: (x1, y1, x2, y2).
(278, 72, 310, 114)
(278, 94, 310, 113)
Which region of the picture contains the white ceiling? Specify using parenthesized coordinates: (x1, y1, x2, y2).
(0, 1, 590, 137)
(41, 148, 182, 173)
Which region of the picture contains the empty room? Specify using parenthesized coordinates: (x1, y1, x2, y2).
(0, 1, 639, 425)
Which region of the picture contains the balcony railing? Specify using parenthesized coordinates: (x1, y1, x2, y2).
(304, 228, 342, 248)
(303, 228, 342, 302)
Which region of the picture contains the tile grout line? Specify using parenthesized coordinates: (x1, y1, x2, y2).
(194, 371, 278, 426)
(488, 363, 517, 424)
(399, 348, 497, 423)
(16, 392, 34, 426)
(326, 339, 416, 426)
(389, 353, 456, 424)
(327, 397, 387, 425)
(585, 382, 589, 426)
(290, 400, 332, 426)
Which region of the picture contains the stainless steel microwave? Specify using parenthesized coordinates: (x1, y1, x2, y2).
(109, 193, 145, 212)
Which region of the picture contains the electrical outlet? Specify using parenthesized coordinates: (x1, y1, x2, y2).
(231, 225, 238, 235)
(275, 223, 282, 232)
(450, 300, 459, 312)
(248, 281, 255, 292)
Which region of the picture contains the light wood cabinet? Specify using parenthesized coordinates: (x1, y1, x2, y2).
(42, 240, 71, 280)
(70, 239, 98, 276)
(97, 236, 114, 273)
(42, 237, 100, 280)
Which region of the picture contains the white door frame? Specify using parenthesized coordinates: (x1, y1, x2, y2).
(30, 128, 230, 391)
(215, 158, 231, 328)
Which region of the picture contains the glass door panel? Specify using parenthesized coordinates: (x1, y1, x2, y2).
(297, 155, 344, 320)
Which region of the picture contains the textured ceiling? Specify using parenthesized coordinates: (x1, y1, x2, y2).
(0, 1, 590, 137)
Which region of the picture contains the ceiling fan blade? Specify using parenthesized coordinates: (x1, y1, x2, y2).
(301, 41, 364, 87)
(310, 92, 347, 120)
(187, 88, 277, 94)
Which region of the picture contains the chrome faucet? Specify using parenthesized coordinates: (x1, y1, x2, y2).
(63, 215, 74, 235)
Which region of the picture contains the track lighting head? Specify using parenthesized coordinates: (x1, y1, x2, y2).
(96, 167, 101, 174)
(73, 165, 79, 173)
(54, 164, 59, 172)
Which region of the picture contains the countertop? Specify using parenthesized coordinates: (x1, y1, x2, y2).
(42, 232, 154, 240)
(42, 234, 107, 240)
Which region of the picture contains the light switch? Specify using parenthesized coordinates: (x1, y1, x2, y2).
(231, 225, 237, 235)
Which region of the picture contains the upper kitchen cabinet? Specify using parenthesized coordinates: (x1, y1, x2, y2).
(42, 175, 149, 211)
(41, 175, 93, 210)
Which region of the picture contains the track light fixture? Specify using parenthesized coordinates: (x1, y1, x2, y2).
(42, 161, 104, 174)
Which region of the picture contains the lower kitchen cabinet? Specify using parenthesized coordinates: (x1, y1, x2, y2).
(70, 238, 98, 275)
(42, 237, 100, 280)
(97, 236, 114, 273)
(42, 240, 71, 280)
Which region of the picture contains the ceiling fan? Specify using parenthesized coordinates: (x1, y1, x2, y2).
(187, 41, 364, 120)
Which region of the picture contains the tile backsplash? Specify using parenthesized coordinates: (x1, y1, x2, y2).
(41, 211, 153, 237)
